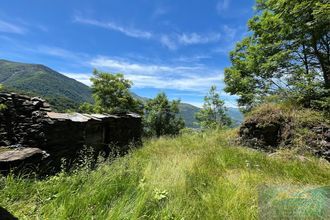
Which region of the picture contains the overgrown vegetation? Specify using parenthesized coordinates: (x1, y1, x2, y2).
(1, 0, 329, 218)
(224, 0, 330, 112)
(79, 70, 143, 114)
(195, 85, 232, 129)
(78, 72, 185, 137)
(1, 130, 329, 219)
(144, 92, 185, 137)
(0, 84, 7, 111)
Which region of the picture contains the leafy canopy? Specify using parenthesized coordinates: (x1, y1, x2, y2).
(144, 92, 185, 137)
(79, 70, 142, 114)
(0, 84, 6, 111)
(195, 85, 232, 129)
(224, 0, 330, 111)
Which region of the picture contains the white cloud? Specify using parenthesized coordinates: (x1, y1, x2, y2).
(71, 56, 224, 92)
(62, 70, 237, 107)
(62, 72, 92, 86)
(90, 56, 202, 75)
(178, 32, 221, 45)
(160, 35, 177, 50)
(92, 57, 221, 91)
(124, 73, 222, 91)
(0, 20, 25, 34)
(74, 15, 222, 50)
(74, 16, 153, 39)
(175, 54, 211, 63)
(216, 0, 231, 13)
(160, 32, 221, 50)
(62, 56, 237, 106)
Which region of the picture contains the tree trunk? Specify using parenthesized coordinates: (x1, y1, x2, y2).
(312, 34, 330, 89)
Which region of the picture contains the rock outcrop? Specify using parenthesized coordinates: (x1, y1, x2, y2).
(239, 104, 330, 161)
(0, 92, 142, 174)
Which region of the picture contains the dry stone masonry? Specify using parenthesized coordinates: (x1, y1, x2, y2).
(0, 92, 142, 174)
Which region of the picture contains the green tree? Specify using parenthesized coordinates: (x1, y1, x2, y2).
(224, 0, 330, 111)
(79, 70, 142, 114)
(195, 86, 232, 129)
(144, 92, 185, 137)
(0, 84, 6, 111)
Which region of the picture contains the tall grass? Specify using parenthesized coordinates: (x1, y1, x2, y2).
(0, 129, 329, 219)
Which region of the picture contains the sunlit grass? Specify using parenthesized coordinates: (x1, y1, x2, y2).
(1, 129, 329, 219)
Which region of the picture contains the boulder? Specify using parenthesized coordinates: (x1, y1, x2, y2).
(239, 104, 330, 161)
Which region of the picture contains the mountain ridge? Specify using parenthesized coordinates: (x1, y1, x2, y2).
(0, 59, 243, 127)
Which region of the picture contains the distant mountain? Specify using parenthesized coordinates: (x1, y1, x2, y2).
(0, 59, 93, 111)
(175, 104, 244, 127)
(0, 59, 243, 126)
(227, 107, 244, 126)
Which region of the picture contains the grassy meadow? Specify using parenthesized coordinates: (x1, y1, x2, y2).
(1, 129, 329, 219)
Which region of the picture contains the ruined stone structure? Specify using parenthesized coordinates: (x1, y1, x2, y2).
(0, 92, 142, 174)
(239, 111, 330, 161)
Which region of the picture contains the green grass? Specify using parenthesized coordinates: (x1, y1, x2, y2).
(0, 129, 329, 219)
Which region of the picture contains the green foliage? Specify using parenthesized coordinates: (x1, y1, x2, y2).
(1, 130, 329, 219)
(80, 70, 143, 115)
(78, 102, 95, 114)
(195, 85, 232, 129)
(144, 92, 185, 137)
(0, 84, 6, 111)
(224, 0, 330, 112)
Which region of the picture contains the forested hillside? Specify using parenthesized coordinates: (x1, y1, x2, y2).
(0, 59, 93, 110)
(0, 59, 243, 126)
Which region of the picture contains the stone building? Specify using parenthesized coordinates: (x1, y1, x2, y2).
(0, 92, 142, 174)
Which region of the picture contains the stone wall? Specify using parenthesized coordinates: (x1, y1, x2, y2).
(0, 93, 50, 147)
(0, 93, 142, 174)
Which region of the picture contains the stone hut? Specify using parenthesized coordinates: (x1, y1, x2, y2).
(0, 92, 142, 174)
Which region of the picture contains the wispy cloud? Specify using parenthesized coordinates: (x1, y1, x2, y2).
(160, 32, 221, 50)
(34, 46, 88, 61)
(216, 0, 231, 13)
(0, 19, 25, 34)
(74, 15, 222, 50)
(222, 25, 237, 40)
(175, 54, 211, 63)
(152, 6, 170, 19)
(74, 16, 153, 39)
(178, 32, 221, 45)
(62, 70, 234, 107)
(90, 56, 202, 75)
(88, 56, 223, 92)
(160, 34, 178, 50)
(61, 57, 224, 92)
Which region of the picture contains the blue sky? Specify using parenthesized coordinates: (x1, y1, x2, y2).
(0, 0, 255, 107)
